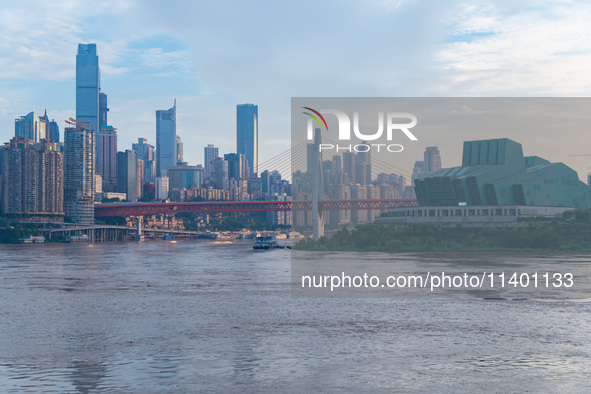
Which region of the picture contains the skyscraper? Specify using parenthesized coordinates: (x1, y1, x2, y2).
(97, 125, 118, 191)
(343, 151, 355, 184)
(99, 92, 109, 128)
(15, 112, 47, 142)
(64, 121, 95, 224)
(40, 110, 60, 143)
(237, 103, 258, 175)
(211, 157, 229, 190)
(224, 153, 249, 180)
(132, 138, 156, 184)
(424, 146, 442, 173)
(117, 150, 139, 201)
(176, 135, 184, 165)
(204, 144, 219, 179)
(156, 101, 177, 177)
(76, 44, 100, 156)
(48, 119, 60, 143)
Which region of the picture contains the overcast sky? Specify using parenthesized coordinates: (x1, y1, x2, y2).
(1, 0, 591, 179)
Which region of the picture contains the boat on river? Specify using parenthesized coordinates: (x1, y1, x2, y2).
(253, 235, 277, 249)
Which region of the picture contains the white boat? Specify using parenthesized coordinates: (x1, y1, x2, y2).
(253, 235, 278, 249)
(18, 235, 45, 244)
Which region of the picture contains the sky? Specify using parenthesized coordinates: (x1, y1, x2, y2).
(1, 0, 591, 180)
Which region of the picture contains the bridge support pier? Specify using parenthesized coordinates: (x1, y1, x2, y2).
(135, 216, 144, 242)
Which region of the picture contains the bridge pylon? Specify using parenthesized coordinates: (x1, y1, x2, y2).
(312, 128, 325, 240)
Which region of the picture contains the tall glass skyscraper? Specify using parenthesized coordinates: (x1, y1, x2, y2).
(236, 103, 258, 175)
(156, 101, 177, 177)
(76, 43, 99, 155)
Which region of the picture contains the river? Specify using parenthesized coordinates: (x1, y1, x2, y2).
(0, 240, 589, 392)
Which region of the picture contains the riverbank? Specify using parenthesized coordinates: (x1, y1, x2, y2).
(295, 222, 591, 253)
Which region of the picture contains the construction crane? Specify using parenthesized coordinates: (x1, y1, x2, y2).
(64, 117, 94, 130)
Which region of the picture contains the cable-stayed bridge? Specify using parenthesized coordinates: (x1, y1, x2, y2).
(94, 130, 418, 239)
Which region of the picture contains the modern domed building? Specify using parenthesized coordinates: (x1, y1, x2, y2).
(414, 138, 591, 208)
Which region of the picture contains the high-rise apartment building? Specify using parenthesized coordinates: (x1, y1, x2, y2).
(211, 157, 229, 190)
(343, 151, 355, 184)
(237, 103, 258, 175)
(76, 44, 100, 157)
(156, 101, 177, 177)
(424, 146, 442, 173)
(64, 122, 95, 224)
(354, 141, 372, 185)
(156, 176, 169, 200)
(0, 138, 63, 216)
(48, 119, 59, 143)
(176, 135, 184, 165)
(224, 153, 249, 180)
(117, 150, 139, 201)
(132, 138, 156, 184)
(412, 160, 425, 185)
(99, 92, 109, 128)
(97, 125, 117, 192)
(204, 144, 219, 179)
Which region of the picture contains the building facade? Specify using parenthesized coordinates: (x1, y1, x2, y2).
(117, 150, 139, 201)
(224, 153, 249, 180)
(132, 138, 156, 184)
(99, 92, 109, 128)
(156, 176, 169, 200)
(76, 43, 100, 156)
(64, 123, 95, 224)
(167, 165, 204, 191)
(97, 125, 117, 192)
(211, 157, 229, 190)
(176, 135, 184, 165)
(204, 144, 219, 179)
(156, 101, 177, 177)
(237, 103, 258, 175)
(0, 138, 63, 216)
(415, 138, 591, 208)
(15, 112, 47, 143)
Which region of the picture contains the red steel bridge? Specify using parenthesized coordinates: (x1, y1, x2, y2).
(94, 199, 418, 217)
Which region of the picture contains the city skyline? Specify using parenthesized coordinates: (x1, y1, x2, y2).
(2, 1, 591, 179)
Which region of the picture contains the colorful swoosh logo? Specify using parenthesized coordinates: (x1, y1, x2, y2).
(302, 107, 329, 131)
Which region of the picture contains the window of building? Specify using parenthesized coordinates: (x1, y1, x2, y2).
(455, 210, 462, 216)
(442, 210, 449, 216)
(429, 210, 436, 217)
(509, 209, 516, 215)
(482, 209, 489, 216)
(496, 209, 503, 216)
(468, 209, 476, 216)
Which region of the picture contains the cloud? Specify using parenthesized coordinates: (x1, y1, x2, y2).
(436, 1, 591, 94)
